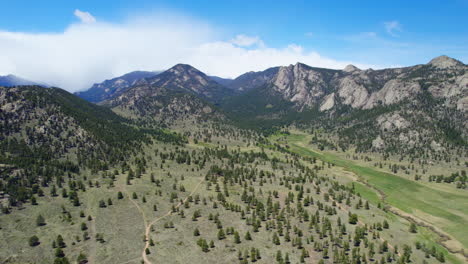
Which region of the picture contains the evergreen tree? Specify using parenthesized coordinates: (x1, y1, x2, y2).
(36, 214, 46, 226)
(234, 231, 241, 244)
(29, 235, 40, 246)
(77, 252, 88, 264)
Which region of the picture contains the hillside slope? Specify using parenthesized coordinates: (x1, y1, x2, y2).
(0, 85, 181, 206)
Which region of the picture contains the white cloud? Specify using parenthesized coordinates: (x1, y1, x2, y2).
(74, 9, 96, 24)
(0, 11, 373, 92)
(304, 32, 314, 37)
(230, 34, 264, 47)
(384, 21, 402, 37)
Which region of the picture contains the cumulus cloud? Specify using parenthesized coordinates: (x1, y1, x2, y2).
(384, 21, 402, 37)
(0, 11, 372, 92)
(74, 9, 96, 24)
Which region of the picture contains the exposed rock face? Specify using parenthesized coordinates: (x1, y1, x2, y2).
(320, 93, 335, 111)
(427, 71, 468, 111)
(377, 113, 410, 131)
(338, 77, 369, 108)
(363, 80, 421, 109)
(343, 64, 361, 73)
(271, 63, 336, 108)
(428, 55, 464, 69)
(229, 55, 467, 112)
(372, 135, 385, 150)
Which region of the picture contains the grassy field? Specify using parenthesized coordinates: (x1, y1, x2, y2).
(270, 131, 468, 258)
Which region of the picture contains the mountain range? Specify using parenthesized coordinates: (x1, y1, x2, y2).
(0, 74, 48, 87)
(75, 55, 467, 113)
(1, 55, 466, 159)
(72, 56, 467, 155)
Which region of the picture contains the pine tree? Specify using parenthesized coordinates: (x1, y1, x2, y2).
(217, 229, 225, 240)
(245, 231, 252, 240)
(272, 232, 280, 245)
(383, 220, 389, 229)
(55, 248, 65, 257)
(57, 235, 66, 248)
(36, 214, 46, 226)
(234, 231, 241, 244)
(348, 213, 358, 224)
(77, 252, 88, 264)
(29, 235, 40, 246)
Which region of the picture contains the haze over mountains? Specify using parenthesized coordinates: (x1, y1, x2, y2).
(0, 74, 48, 87)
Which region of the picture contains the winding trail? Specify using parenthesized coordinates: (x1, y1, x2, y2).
(141, 177, 205, 264)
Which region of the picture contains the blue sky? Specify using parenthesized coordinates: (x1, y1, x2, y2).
(0, 0, 467, 91)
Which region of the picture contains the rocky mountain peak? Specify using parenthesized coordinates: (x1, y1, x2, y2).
(169, 63, 200, 73)
(343, 64, 361, 73)
(428, 55, 464, 69)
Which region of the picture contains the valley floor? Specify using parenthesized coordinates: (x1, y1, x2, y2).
(0, 127, 466, 264)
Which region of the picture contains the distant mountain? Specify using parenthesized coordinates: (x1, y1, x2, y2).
(75, 71, 160, 103)
(224, 56, 467, 112)
(222, 56, 467, 155)
(0, 74, 47, 87)
(209, 76, 233, 87)
(103, 64, 230, 125)
(134, 64, 236, 104)
(227, 67, 280, 92)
